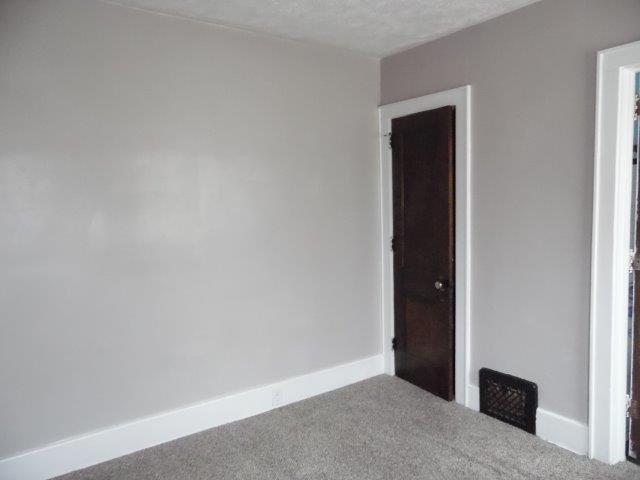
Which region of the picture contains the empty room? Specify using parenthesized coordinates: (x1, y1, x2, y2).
(1, 0, 640, 479)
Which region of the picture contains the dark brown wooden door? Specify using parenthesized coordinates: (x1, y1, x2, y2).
(630, 92, 640, 464)
(392, 106, 455, 401)
(631, 244, 640, 462)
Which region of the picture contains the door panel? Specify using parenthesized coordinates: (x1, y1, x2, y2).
(630, 194, 640, 463)
(629, 86, 640, 463)
(631, 260, 640, 461)
(392, 106, 455, 401)
(628, 76, 640, 464)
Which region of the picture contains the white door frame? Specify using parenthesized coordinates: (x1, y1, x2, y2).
(589, 40, 640, 465)
(378, 86, 472, 407)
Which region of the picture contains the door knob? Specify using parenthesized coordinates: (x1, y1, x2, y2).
(434, 280, 447, 291)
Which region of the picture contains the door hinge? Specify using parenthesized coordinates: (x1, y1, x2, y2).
(391, 337, 397, 350)
(631, 249, 640, 272)
(391, 236, 396, 252)
(628, 395, 640, 420)
(388, 133, 394, 150)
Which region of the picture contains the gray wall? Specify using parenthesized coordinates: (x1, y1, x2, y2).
(0, 0, 380, 457)
(381, 0, 640, 423)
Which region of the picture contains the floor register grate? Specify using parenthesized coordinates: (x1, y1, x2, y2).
(479, 368, 538, 434)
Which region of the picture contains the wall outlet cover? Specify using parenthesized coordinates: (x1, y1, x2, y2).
(272, 389, 283, 408)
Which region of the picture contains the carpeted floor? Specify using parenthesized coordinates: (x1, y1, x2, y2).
(54, 375, 640, 479)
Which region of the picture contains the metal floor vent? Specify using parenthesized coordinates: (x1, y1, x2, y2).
(479, 368, 538, 434)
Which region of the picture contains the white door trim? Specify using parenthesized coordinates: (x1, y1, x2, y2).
(589, 39, 640, 465)
(378, 86, 472, 407)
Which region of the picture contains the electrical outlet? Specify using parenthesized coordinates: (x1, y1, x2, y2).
(272, 388, 283, 408)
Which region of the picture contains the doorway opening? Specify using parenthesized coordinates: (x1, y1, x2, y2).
(589, 39, 640, 465)
(627, 72, 640, 465)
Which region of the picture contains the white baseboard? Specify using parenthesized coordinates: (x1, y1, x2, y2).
(536, 407, 589, 455)
(0, 354, 384, 480)
(465, 385, 588, 456)
(466, 383, 480, 410)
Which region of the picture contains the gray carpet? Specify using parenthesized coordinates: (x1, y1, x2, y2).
(54, 375, 640, 479)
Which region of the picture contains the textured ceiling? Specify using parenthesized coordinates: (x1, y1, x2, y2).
(106, 0, 541, 57)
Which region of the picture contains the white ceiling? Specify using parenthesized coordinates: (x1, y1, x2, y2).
(107, 0, 541, 57)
